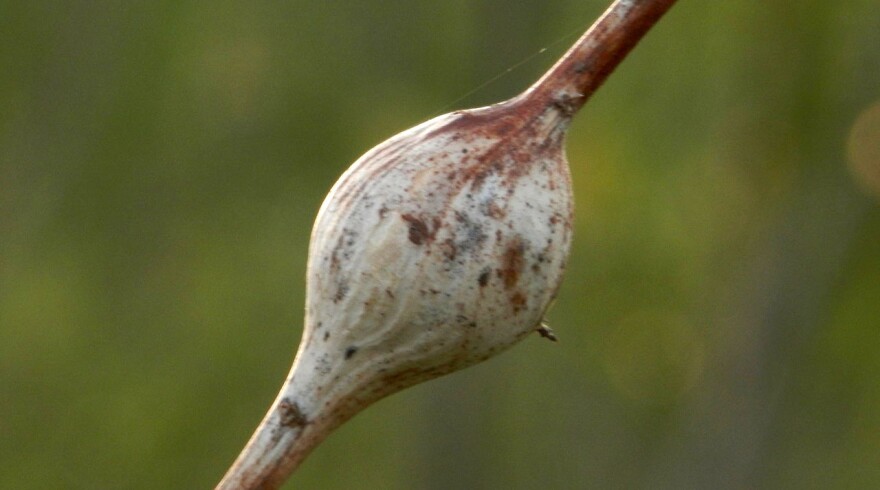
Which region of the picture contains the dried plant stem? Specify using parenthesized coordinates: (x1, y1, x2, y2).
(527, 0, 678, 113)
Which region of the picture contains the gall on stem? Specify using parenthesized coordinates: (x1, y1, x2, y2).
(217, 1, 677, 488)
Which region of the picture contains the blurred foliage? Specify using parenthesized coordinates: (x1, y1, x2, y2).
(1, 0, 879, 488)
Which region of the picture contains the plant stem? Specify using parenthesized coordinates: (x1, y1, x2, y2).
(526, 0, 678, 113)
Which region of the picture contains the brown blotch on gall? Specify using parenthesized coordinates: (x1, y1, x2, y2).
(483, 200, 506, 219)
(511, 291, 527, 314)
(401, 214, 431, 245)
(499, 239, 526, 289)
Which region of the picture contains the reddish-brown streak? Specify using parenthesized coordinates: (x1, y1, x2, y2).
(466, 105, 565, 192)
(498, 238, 525, 289)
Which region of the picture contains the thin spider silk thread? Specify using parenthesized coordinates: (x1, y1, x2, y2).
(428, 21, 588, 118)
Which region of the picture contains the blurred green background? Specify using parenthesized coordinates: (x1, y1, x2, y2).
(2, 0, 879, 488)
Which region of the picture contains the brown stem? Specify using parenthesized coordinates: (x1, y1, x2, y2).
(526, 0, 678, 113)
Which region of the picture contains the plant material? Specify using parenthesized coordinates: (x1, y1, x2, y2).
(217, 1, 677, 488)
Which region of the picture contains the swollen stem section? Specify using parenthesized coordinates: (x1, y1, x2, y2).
(214, 1, 678, 488)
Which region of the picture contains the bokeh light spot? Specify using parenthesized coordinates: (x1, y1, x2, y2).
(847, 100, 880, 199)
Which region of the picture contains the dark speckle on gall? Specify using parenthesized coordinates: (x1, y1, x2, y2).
(478, 269, 491, 287)
(344, 346, 358, 360)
